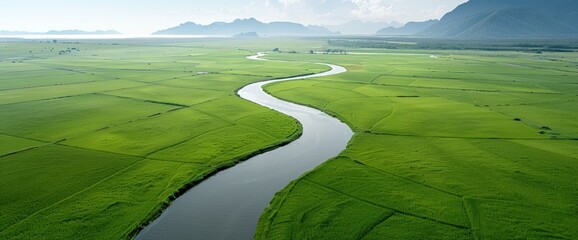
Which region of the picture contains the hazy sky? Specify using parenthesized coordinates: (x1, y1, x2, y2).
(0, 0, 467, 34)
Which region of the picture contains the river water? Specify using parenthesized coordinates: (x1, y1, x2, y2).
(136, 54, 352, 240)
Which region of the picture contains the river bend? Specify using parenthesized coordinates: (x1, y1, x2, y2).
(136, 53, 352, 240)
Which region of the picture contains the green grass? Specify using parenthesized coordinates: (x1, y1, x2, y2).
(0, 70, 112, 90)
(63, 108, 233, 156)
(106, 85, 229, 106)
(360, 214, 473, 239)
(0, 145, 142, 232)
(160, 74, 258, 92)
(150, 125, 277, 165)
(2, 38, 577, 240)
(0, 94, 176, 142)
(0, 159, 207, 239)
(257, 49, 578, 239)
(0, 134, 43, 156)
(257, 180, 396, 240)
(0, 79, 147, 105)
(0, 40, 320, 239)
(267, 82, 544, 138)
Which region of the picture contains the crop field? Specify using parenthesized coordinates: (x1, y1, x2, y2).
(257, 50, 578, 239)
(0, 39, 327, 239)
(1, 38, 577, 240)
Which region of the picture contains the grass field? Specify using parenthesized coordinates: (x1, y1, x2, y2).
(1, 38, 577, 239)
(0, 39, 325, 239)
(256, 50, 578, 239)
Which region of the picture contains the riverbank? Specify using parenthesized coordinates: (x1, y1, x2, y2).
(135, 53, 352, 240)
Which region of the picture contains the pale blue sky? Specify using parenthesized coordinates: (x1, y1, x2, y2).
(0, 0, 467, 34)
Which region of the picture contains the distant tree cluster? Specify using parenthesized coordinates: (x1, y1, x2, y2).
(59, 47, 80, 55)
(327, 39, 578, 52)
(307, 49, 347, 54)
(270, 48, 298, 54)
(322, 49, 347, 54)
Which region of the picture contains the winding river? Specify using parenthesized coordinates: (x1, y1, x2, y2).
(136, 53, 353, 240)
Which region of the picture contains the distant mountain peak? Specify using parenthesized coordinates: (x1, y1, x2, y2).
(153, 18, 338, 36)
(376, 20, 438, 36)
(181, 22, 198, 26)
(234, 17, 260, 23)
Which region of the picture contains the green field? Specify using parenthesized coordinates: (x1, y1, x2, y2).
(1, 38, 577, 239)
(256, 50, 578, 239)
(0, 39, 325, 239)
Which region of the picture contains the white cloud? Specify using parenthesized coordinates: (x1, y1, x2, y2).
(253, 0, 467, 25)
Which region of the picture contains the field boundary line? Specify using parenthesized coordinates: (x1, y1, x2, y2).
(0, 132, 53, 144)
(500, 99, 576, 107)
(303, 179, 470, 229)
(366, 131, 551, 140)
(235, 123, 284, 140)
(107, 79, 228, 94)
(0, 80, 102, 92)
(211, 72, 270, 78)
(0, 135, 66, 162)
(466, 196, 576, 215)
(371, 82, 564, 95)
(91, 107, 187, 132)
(145, 157, 205, 164)
(0, 93, 96, 107)
(370, 104, 395, 131)
(0, 144, 51, 160)
(152, 80, 237, 92)
(488, 107, 575, 139)
(95, 93, 190, 107)
(261, 181, 299, 240)
(144, 124, 236, 157)
(462, 197, 479, 240)
(55, 142, 146, 158)
(357, 212, 396, 240)
(0, 158, 146, 235)
(190, 107, 238, 123)
(369, 74, 386, 84)
(349, 157, 463, 198)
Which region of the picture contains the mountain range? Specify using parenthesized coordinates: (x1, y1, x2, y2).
(420, 0, 578, 39)
(376, 20, 438, 36)
(3, 0, 577, 39)
(154, 18, 337, 36)
(160, 0, 578, 39)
